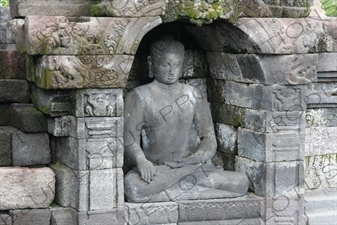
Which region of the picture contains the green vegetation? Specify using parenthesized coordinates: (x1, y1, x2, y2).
(320, 0, 337, 17)
(0, 0, 9, 6)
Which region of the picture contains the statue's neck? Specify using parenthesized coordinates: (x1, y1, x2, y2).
(153, 79, 178, 90)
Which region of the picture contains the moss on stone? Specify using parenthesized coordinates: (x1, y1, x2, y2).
(163, 0, 239, 26)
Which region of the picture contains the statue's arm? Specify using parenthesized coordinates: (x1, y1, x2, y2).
(193, 95, 217, 163)
(124, 90, 146, 166)
(124, 90, 156, 183)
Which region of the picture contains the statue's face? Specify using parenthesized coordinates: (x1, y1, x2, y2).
(150, 51, 183, 85)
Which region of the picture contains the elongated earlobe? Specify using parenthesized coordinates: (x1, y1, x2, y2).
(147, 56, 153, 78)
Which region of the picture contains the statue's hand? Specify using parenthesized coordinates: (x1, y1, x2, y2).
(137, 158, 156, 184)
(165, 154, 202, 169)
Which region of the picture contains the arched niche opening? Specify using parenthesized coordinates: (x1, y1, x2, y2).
(124, 20, 249, 183)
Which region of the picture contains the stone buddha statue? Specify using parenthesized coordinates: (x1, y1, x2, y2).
(124, 37, 249, 203)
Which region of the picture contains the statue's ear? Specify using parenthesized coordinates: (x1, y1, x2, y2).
(147, 56, 153, 78)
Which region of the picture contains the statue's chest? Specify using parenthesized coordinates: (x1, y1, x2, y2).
(143, 91, 195, 128)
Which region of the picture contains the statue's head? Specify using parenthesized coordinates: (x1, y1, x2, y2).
(148, 36, 184, 85)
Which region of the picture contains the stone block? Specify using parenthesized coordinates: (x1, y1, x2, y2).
(305, 127, 337, 156)
(236, 157, 304, 197)
(21, 16, 161, 55)
(50, 205, 74, 225)
(263, 196, 305, 225)
(0, 213, 12, 225)
(306, 108, 337, 127)
(0, 7, 10, 21)
(206, 78, 226, 103)
(210, 103, 245, 127)
(12, 130, 50, 166)
(91, 0, 166, 17)
(74, 88, 123, 117)
(55, 116, 123, 139)
(75, 208, 127, 225)
(178, 218, 260, 225)
(0, 104, 11, 126)
(0, 167, 55, 210)
(304, 154, 337, 189)
(215, 123, 237, 154)
(50, 164, 124, 211)
(50, 163, 89, 212)
(238, 128, 304, 162)
(33, 55, 133, 89)
(225, 82, 307, 111)
(126, 202, 178, 225)
(31, 85, 73, 117)
(316, 53, 337, 72)
(0, 80, 30, 103)
(177, 194, 264, 222)
(32, 86, 124, 117)
(0, 126, 17, 166)
(245, 109, 306, 133)
(182, 50, 208, 78)
(237, 54, 317, 84)
(211, 151, 236, 171)
(10, 209, 51, 225)
(306, 83, 337, 108)
(0, 19, 24, 44)
(187, 18, 327, 54)
(323, 18, 337, 52)
(9, 0, 99, 17)
(0, 50, 26, 79)
(52, 135, 123, 170)
(206, 52, 241, 81)
(10, 104, 48, 133)
(305, 188, 337, 213)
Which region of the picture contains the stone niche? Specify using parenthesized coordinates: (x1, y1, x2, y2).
(1, 0, 337, 224)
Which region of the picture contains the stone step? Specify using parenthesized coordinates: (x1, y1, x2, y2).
(305, 188, 337, 213)
(306, 211, 337, 225)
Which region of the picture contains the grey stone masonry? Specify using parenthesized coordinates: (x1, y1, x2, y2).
(50, 205, 73, 225)
(50, 116, 123, 170)
(75, 208, 127, 225)
(10, 104, 48, 133)
(177, 194, 264, 222)
(0, 104, 11, 126)
(225, 82, 307, 111)
(236, 157, 304, 198)
(207, 52, 318, 85)
(74, 89, 124, 117)
(12, 130, 50, 166)
(52, 135, 123, 170)
(215, 123, 237, 154)
(10, 209, 51, 225)
(264, 196, 305, 225)
(245, 109, 306, 133)
(50, 163, 124, 212)
(0, 50, 26, 79)
(10, 0, 100, 18)
(31, 85, 125, 118)
(0, 167, 55, 210)
(306, 83, 337, 108)
(0, 80, 30, 103)
(238, 128, 304, 162)
(0, 213, 12, 225)
(126, 202, 178, 225)
(0, 126, 17, 166)
(19, 16, 161, 56)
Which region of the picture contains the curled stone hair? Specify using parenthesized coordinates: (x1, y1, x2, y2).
(149, 36, 185, 62)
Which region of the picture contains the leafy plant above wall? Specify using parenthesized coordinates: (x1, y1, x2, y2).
(321, 0, 337, 16)
(0, 0, 10, 6)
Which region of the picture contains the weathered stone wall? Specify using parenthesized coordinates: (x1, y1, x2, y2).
(1, 0, 337, 224)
